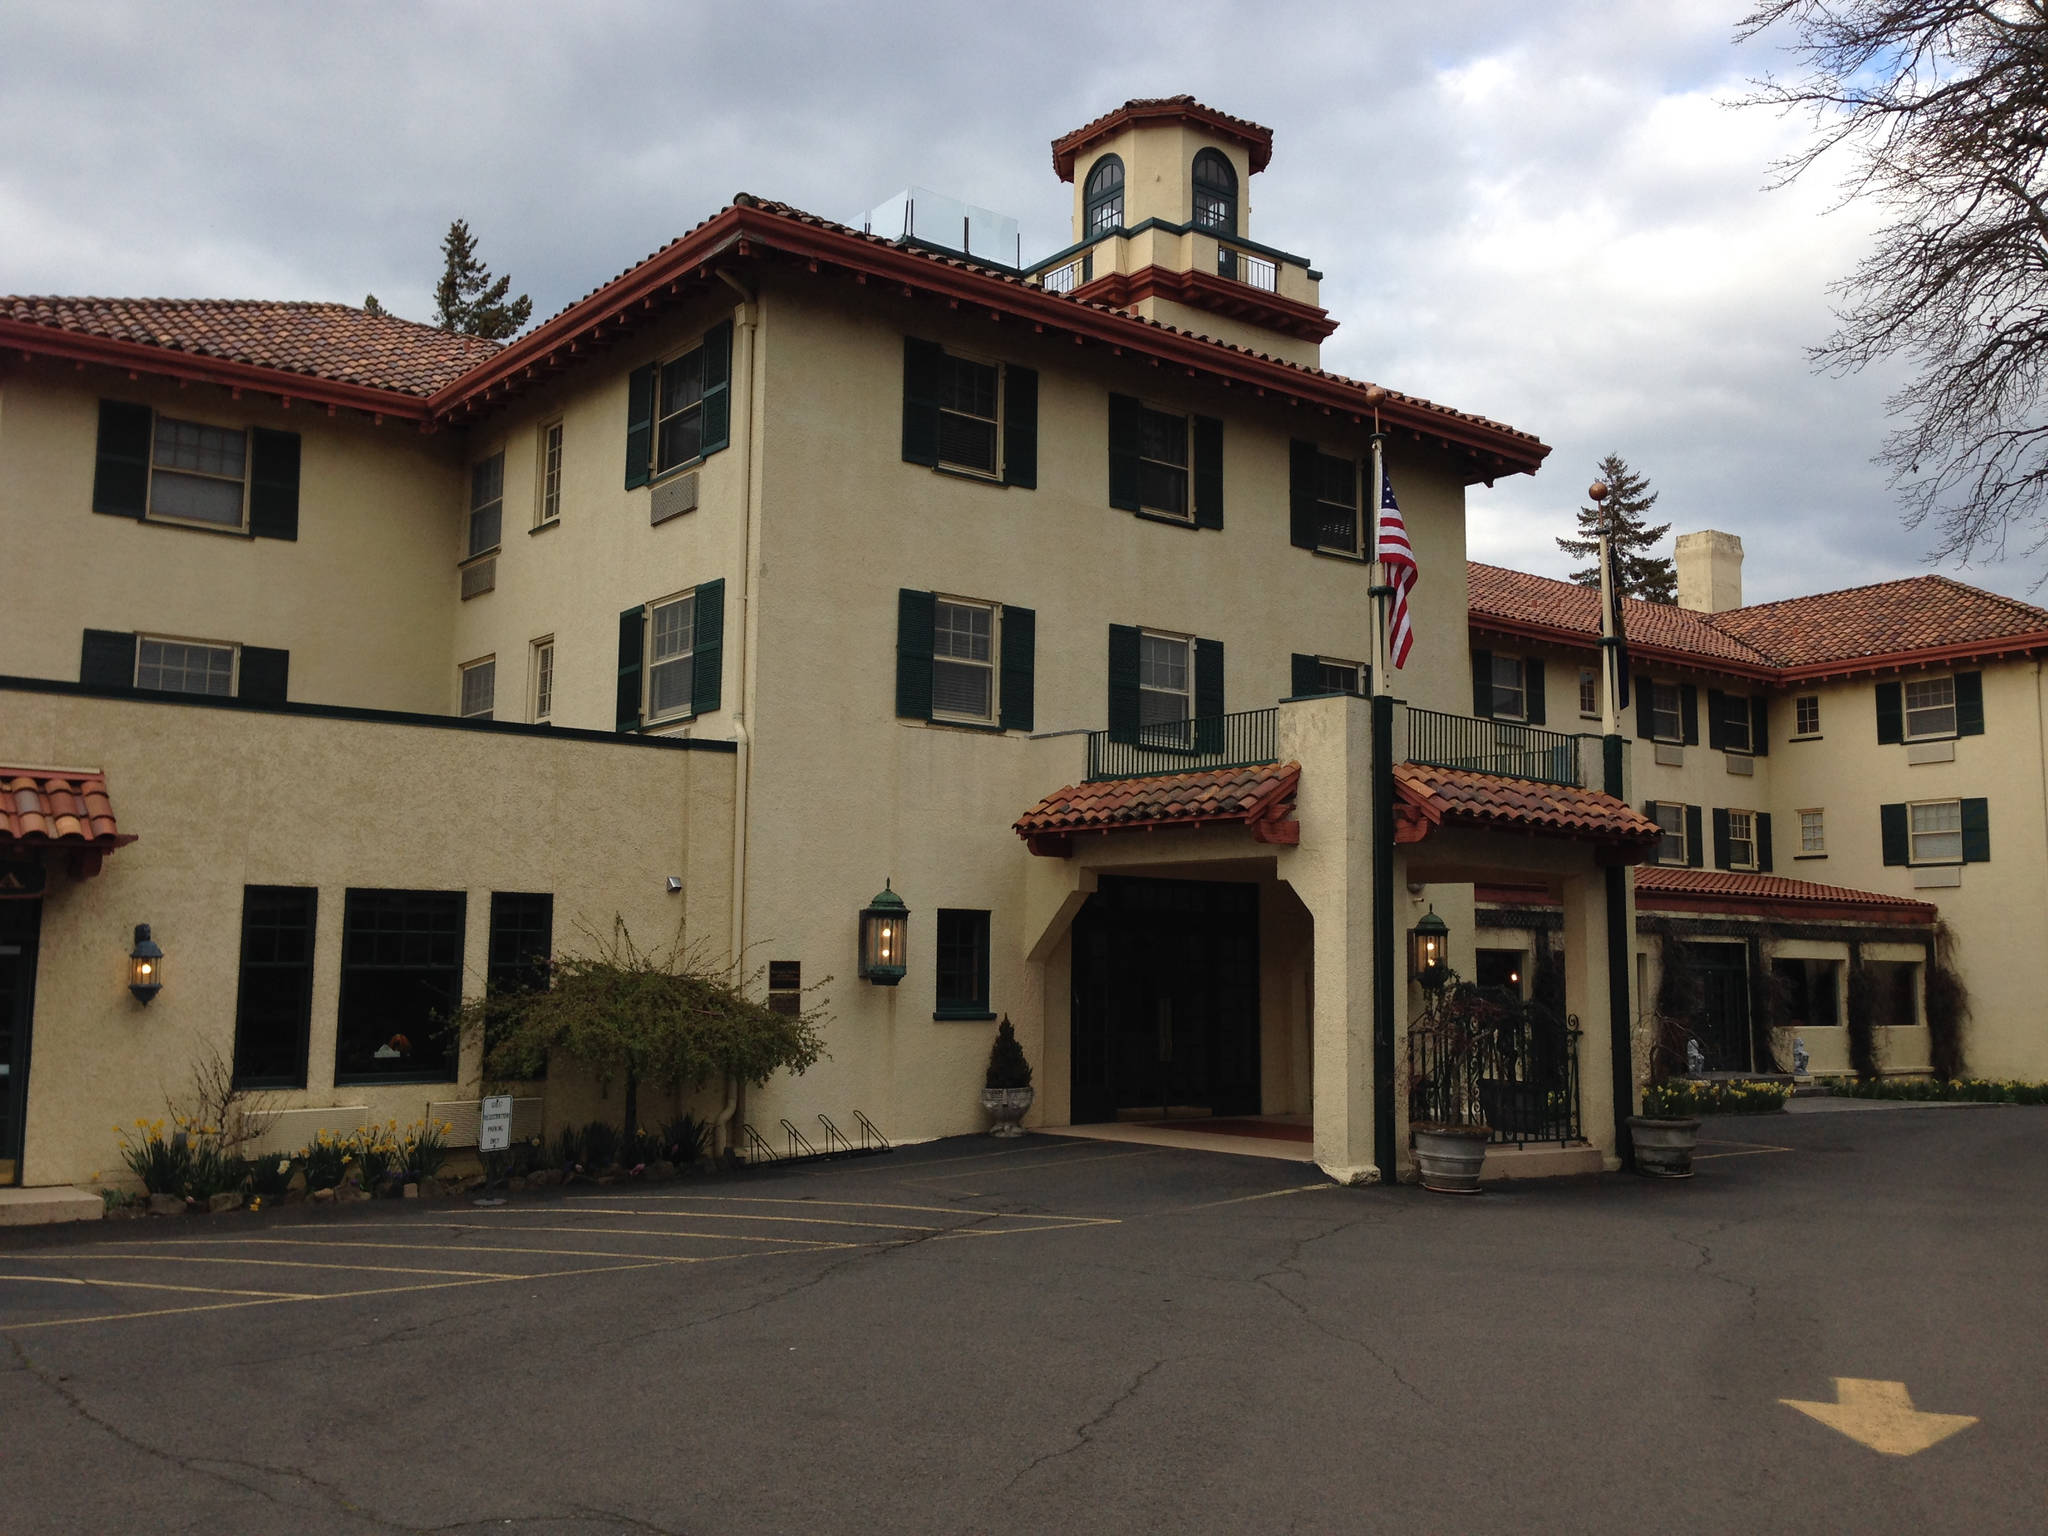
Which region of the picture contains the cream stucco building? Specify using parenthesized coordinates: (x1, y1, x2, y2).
(9, 96, 2014, 1200)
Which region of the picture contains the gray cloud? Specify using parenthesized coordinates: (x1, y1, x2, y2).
(4, 0, 2023, 602)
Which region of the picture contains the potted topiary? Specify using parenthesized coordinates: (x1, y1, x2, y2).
(981, 1016, 1034, 1137)
(1405, 976, 1499, 1193)
(1629, 1079, 1703, 1178)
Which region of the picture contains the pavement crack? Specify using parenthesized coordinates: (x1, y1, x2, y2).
(1247, 1216, 1432, 1408)
(1003, 1356, 1170, 1489)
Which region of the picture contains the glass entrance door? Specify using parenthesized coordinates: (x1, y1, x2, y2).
(0, 897, 42, 1186)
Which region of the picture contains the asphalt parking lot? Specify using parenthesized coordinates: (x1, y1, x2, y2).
(3, 1104, 2044, 1535)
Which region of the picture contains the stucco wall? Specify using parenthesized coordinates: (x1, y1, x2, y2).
(1, 371, 461, 713)
(5, 688, 732, 1188)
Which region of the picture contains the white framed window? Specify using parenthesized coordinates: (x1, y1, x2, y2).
(536, 422, 563, 527)
(1799, 809, 1825, 854)
(646, 592, 696, 722)
(1139, 630, 1192, 743)
(1650, 801, 1687, 865)
(1317, 657, 1367, 697)
(1904, 677, 1957, 740)
(1136, 406, 1191, 520)
(137, 636, 236, 696)
(1489, 653, 1527, 721)
(530, 636, 554, 723)
(1648, 681, 1683, 742)
(1579, 668, 1599, 717)
(937, 354, 1001, 477)
(468, 452, 504, 557)
(459, 656, 496, 720)
(1794, 695, 1820, 736)
(150, 416, 249, 528)
(1909, 799, 1963, 864)
(932, 598, 998, 722)
(1726, 808, 1756, 870)
(1311, 450, 1360, 555)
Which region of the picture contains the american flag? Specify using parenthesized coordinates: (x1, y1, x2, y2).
(1377, 464, 1418, 667)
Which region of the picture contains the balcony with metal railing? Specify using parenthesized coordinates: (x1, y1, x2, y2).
(1401, 707, 1585, 789)
(1084, 707, 1278, 782)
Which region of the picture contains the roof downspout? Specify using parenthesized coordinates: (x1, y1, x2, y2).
(715, 266, 760, 1160)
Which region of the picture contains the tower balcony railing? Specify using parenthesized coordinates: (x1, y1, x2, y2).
(1215, 245, 1278, 292)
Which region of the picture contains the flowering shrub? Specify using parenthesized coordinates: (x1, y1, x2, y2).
(401, 1119, 453, 1180)
(1835, 1076, 2048, 1104)
(1641, 1079, 1792, 1117)
(114, 1119, 191, 1194)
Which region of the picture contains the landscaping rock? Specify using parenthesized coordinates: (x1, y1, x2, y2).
(402, 1182, 419, 1199)
(310, 1187, 335, 1204)
(338, 1185, 372, 1203)
(649, 1160, 678, 1180)
(418, 1176, 445, 1198)
(207, 1191, 243, 1214)
(507, 1176, 527, 1192)
(147, 1192, 187, 1217)
(529, 1169, 564, 1187)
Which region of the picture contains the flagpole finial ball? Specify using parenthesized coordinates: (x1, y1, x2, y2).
(1588, 480, 1609, 502)
(1364, 385, 1386, 406)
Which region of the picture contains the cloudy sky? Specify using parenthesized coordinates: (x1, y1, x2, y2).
(6, 1, 2009, 603)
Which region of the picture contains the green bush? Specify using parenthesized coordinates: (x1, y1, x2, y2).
(581, 1119, 620, 1169)
(1834, 1076, 2048, 1104)
(551, 1123, 585, 1170)
(114, 1118, 191, 1195)
(985, 1018, 1033, 1091)
(660, 1112, 709, 1166)
(303, 1131, 350, 1191)
(402, 1119, 452, 1181)
(242, 1153, 299, 1199)
(1641, 1079, 1792, 1117)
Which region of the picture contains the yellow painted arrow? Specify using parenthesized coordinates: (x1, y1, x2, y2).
(1780, 1378, 1977, 1456)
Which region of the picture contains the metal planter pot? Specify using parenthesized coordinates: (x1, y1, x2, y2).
(981, 1086, 1034, 1138)
(1411, 1125, 1492, 1194)
(1628, 1115, 1701, 1178)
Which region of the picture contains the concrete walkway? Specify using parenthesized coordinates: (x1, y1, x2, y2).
(0, 1187, 102, 1226)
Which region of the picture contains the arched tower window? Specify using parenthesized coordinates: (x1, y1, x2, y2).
(1192, 149, 1237, 234)
(1084, 155, 1125, 237)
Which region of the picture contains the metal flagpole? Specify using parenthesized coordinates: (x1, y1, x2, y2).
(1589, 478, 1636, 1170)
(1366, 386, 1392, 694)
(1598, 528, 1619, 735)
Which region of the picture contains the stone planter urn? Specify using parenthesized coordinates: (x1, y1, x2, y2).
(1628, 1115, 1701, 1178)
(1411, 1124, 1492, 1194)
(981, 1086, 1034, 1138)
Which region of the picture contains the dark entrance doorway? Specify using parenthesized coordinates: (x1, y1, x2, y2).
(1683, 941, 1751, 1072)
(0, 895, 42, 1187)
(1070, 876, 1260, 1123)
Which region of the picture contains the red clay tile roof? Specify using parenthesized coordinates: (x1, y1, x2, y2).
(1633, 865, 1936, 917)
(0, 768, 135, 851)
(1015, 762, 1300, 845)
(1052, 95, 1275, 180)
(1467, 563, 1775, 669)
(1394, 762, 1661, 855)
(2, 297, 500, 397)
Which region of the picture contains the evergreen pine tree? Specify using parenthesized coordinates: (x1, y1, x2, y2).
(1555, 452, 1676, 604)
(432, 219, 532, 339)
(362, 294, 385, 317)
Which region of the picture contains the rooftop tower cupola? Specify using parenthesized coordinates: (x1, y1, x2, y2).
(1034, 95, 1335, 365)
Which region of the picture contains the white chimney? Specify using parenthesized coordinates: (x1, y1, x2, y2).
(1675, 530, 1744, 613)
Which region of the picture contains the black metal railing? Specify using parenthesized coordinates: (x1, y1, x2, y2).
(1085, 706, 1279, 782)
(1407, 1002, 1583, 1148)
(1404, 706, 1583, 787)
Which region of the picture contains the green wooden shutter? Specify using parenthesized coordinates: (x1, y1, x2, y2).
(1107, 624, 1141, 744)
(616, 606, 645, 731)
(1191, 415, 1223, 529)
(1288, 439, 1318, 549)
(1756, 812, 1773, 872)
(1525, 658, 1546, 725)
(902, 338, 943, 467)
(1291, 653, 1321, 697)
(1712, 808, 1732, 870)
(896, 589, 935, 720)
(238, 646, 290, 705)
(1635, 677, 1654, 739)
(1750, 696, 1770, 756)
(92, 400, 152, 517)
(1961, 797, 1990, 862)
(1685, 805, 1704, 868)
(624, 365, 656, 489)
(1471, 649, 1494, 718)
(1681, 685, 1700, 745)
(248, 428, 301, 540)
(1706, 689, 1728, 751)
(999, 604, 1035, 732)
(1002, 365, 1038, 489)
(691, 578, 725, 716)
(1956, 672, 1984, 736)
(1194, 638, 1225, 752)
(1107, 394, 1142, 510)
(1875, 682, 1903, 744)
(80, 629, 136, 687)
(1880, 803, 1909, 865)
(699, 321, 733, 457)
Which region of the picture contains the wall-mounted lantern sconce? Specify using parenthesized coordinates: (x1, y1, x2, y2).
(1410, 907, 1448, 992)
(128, 923, 164, 1004)
(857, 880, 908, 986)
